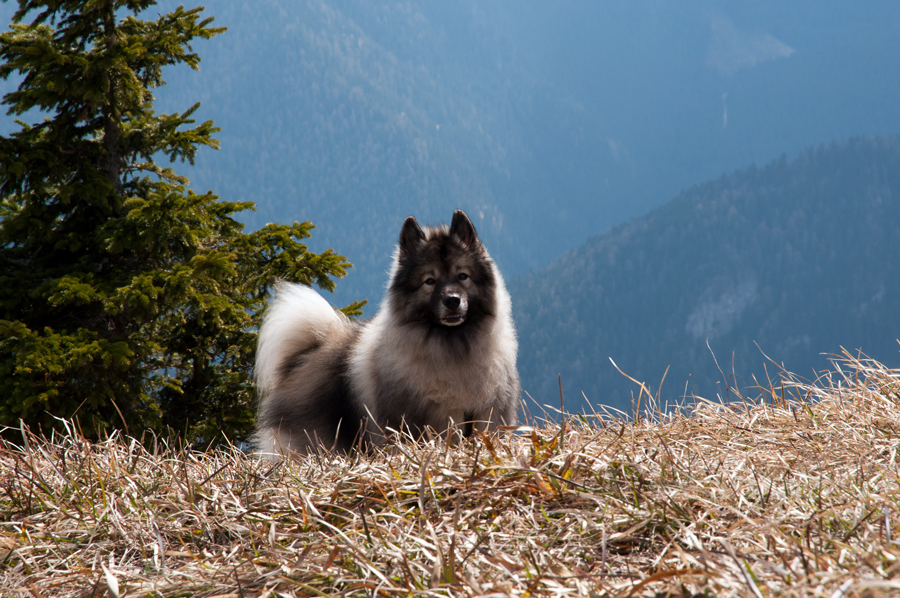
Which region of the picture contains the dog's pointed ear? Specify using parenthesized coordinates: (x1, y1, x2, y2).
(399, 216, 425, 257)
(450, 210, 479, 247)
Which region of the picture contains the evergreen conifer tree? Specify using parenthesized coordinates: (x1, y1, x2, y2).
(0, 0, 362, 442)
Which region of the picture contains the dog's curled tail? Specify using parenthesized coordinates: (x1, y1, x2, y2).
(255, 281, 347, 395)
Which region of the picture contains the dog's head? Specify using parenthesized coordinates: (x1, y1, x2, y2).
(389, 210, 497, 330)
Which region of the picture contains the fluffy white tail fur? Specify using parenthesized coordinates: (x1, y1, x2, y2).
(255, 281, 346, 395)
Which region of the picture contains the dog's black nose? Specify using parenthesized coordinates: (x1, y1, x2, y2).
(442, 295, 460, 309)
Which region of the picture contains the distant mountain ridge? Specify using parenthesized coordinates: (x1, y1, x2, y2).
(148, 0, 600, 307)
(46, 0, 900, 308)
(4, 1, 900, 317)
(512, 136, 900, 413)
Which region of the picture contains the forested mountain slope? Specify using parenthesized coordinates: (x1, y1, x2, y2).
(512, 137, 900, 413)
(7, 0, 888, 307)
(150, 0, 603, 306)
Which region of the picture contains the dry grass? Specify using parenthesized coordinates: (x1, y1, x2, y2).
(2, 350, 900, 597)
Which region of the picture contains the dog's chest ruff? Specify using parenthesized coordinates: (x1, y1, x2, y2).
(352, 316, 509, 415)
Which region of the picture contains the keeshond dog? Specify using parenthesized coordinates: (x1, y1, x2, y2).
(253, 210, 520, 459)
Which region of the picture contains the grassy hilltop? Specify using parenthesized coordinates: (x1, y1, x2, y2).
(1, 351, 899, 597)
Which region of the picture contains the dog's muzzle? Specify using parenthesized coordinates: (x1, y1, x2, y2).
(440, 294, 466, 326)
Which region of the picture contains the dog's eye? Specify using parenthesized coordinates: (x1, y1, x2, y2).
(424, 278, 436, 286)
(458, 273, 469, 281)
